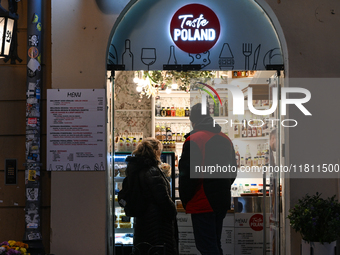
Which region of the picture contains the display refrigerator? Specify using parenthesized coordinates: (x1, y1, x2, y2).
(113, 151, 176, 247)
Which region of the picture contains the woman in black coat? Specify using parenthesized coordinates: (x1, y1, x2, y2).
(125, 138, 178, 255)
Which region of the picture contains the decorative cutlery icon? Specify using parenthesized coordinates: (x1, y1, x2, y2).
(252, 44, 261, 70)
(242, 43, 252, 70)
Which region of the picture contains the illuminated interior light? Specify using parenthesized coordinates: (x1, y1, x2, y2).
(171, 83, 178, 90)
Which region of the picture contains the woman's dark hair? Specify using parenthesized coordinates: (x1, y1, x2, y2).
(132, 137, 162, 163)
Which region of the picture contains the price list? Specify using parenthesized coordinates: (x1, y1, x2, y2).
(47, 89, 106, 171)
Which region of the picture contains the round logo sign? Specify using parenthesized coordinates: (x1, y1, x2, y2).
(249, 214, 263, 231)
(170, 4, 220, 54)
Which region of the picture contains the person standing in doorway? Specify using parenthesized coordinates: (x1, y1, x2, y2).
(179, 103, 237, 255)
(125, 138, 178, 255)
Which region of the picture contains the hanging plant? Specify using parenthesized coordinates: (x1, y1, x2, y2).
(141, 70, 214, 94)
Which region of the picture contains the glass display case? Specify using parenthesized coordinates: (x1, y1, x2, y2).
(113, 151, 176, 247)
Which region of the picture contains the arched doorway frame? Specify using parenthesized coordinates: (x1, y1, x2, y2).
(105, 0, 290, 253)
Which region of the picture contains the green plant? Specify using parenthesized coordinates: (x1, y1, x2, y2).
(144, 70, 214, 92)
(287, 192, 340, 243)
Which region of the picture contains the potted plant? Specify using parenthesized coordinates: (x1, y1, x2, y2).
(287, 192, 340, 254)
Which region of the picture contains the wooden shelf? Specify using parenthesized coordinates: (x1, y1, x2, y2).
(232, 136, 269, 141)
(155, 117, 189, 123)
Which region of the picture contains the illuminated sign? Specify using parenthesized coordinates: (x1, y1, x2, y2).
(170, 4, 220, 54)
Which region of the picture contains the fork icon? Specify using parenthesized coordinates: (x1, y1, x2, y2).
(242, 43, 252, 70)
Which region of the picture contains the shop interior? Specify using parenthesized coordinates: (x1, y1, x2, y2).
(106, 69, 285, 254)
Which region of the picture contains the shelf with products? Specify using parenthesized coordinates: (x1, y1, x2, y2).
(155, 117, 189, 122)
(232, 136, 269, 141)
(157, 90, 229, 97)
(115, 228, 134, 234)
(158, 91, 191, 97)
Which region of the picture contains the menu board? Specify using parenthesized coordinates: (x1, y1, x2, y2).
(47, 89, 106, 171)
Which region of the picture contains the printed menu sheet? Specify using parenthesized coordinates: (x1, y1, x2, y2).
(47, 89, 106, 171)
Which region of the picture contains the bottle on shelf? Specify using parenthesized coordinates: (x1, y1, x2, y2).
(219, 98, 224, 117)
(247, 118, 252, 137)
(118, 137, 125, 152)
(265, 117, 270, 136)
(166, 107, 171, 117)
(234, 116, 241, 139)
(163, 141, 168, 151)
(231, 183, 238, 197)
(250, 184, 258, 193)
(138, 137, 143, 144)
(257, 144, 262, 166)
(172, 132, 176, 141)
(171, 105, 176, 117)
(214, 96, 219, 117)
(208, 97, 214, 117)
(161, 122, 166, 141)
(261, 143, 265, 165)
(240, 157, 245, 167)
(155, 122, 161, 140)
(166, 123, 172, 141)
(131, 137, 138, 151)
(185, 107, 190, 117)
(155, 97, 161, 117)
(238, 183, 244, 195)
(180, 107, 185, 117)
(161, 107, 166, 117)
(176, 107, 181, 117)
(251, 116, 257, 137)
(182, 133, 186, 142)
(262, 116, 267, 137)
(257, 118, 263, 137)
(242, 117, 247, 138)
(258, 184, 264, 193)
(235, 145, 240, 168)
(244, 184, 250, 193)
(224, 95, 228, 117)
(171, 140, 176, 152)
(125, 138, 131, 152)
(245, 144, 252, 167)
(176, 133, 182, 142)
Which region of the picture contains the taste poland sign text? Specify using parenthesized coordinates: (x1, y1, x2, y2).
(170, 4, 221, 54)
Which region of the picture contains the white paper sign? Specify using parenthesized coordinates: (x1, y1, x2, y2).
(234, 213, 270, 255)
(47, 89, 106, 171)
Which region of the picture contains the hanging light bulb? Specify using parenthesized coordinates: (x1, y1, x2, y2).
(133, 77, 139, 83)
(141, 79, 148, 87)
(171, 77, 178, 90)
(136, 86, 143, 92)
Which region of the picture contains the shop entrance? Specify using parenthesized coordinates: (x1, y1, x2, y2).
(106, 0, 287, 254)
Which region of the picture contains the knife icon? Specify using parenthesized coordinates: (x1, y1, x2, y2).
(252, 44, 261, 70)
